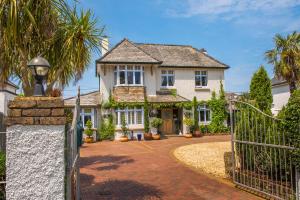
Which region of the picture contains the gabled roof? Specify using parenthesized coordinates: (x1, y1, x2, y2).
(96, 38, 162, 64)
(64, 91, 101, 107)
(96, 38, 229, 69)
(136, 43, 228, 68)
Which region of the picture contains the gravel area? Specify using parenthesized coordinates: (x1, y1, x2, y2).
(174, 141, 232, 178)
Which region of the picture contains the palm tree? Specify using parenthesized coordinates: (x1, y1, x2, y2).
(265, 32, 300, 93)
(0, 0, 105, 96)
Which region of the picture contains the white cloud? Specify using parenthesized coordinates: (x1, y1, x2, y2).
(172, 0, 300, 17)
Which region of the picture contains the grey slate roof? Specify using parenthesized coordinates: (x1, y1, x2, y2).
(271, 77, 288, 86)
(97, 38, 229, 69)
(64, 91, 101, 107)
(97, 39, 161, 64)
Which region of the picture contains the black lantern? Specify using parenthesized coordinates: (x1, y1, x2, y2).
(27, 56, 50, 96)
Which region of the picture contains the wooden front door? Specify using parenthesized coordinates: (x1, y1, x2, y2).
(161, 109, 173, 134)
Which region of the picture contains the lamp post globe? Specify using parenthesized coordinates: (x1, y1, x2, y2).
(27, 56, 50, 96)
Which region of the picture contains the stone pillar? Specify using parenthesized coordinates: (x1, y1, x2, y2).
(5, 97, 66, 200)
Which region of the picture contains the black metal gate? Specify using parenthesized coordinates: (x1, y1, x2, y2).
(229, 100, 297, 199)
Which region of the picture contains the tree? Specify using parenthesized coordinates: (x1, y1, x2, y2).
(249, 66, 273, 113)
(265, 32, 300, 93)
(0, 0, 105, 96)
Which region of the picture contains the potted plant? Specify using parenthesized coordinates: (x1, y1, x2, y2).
(143, 97, 152, 140)
(84, 120, 94, 143)
(120, 115, 129, 142)
(183, 117, 194, 138)
(151, 117, 163, 140)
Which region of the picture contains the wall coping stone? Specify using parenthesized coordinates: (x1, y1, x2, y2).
(6, 97, 66, 126)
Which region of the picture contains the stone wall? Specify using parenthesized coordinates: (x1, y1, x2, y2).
(5, 97, 66, 200)
(113, 86, 145, 102)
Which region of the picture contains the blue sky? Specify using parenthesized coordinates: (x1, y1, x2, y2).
(64, 0, 300, 97)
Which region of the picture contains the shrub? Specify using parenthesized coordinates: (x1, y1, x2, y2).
(282, 90, 300, 168)
(192, 96, 199, 131)
(183, 117, 194, 133)
(121, 115, 129, 137)
(99, 115, 115, 140)
(207, 84, 228, 133)
(84, 120, 93, 138)
(249, 66, 273, 113)
(144, 97, 150, 133)
(0, 152, 5, 177)
(150, 117, 163, 128)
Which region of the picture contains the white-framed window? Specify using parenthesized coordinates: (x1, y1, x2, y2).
(80, 108, 95, 128)
(195, 71, 208, 87)
(198, 105, 211, 123)
(161, 70, 174, 87)
(114, 65, 144, 86)
(115, 107, 144, 125)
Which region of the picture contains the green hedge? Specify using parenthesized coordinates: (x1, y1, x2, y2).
(98, 115, 115, 140)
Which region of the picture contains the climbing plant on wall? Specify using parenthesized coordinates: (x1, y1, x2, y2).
(207, 81, 228, 133)
(144, 96, 150, 133)
(193, 96, 199, 131)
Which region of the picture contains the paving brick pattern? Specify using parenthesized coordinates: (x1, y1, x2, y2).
(80, 135, 259, 200)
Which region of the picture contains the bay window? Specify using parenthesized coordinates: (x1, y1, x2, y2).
(161, 70, 174, 87)
(198, 105, 211, 123)
(195, 71, 208, 87)
(114, 65, 143, 86)
(116, 107, 144, 125)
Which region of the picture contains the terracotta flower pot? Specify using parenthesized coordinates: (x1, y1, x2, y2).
(144, 133, 152, 140)
(152, 134, 160, 140)
(193, 130, 201, 137)
(184, 133, 193, 138)
(85, 137, 94, 143)
(119, 136, 129, 142)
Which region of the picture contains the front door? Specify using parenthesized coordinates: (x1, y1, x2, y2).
(161, 109, 173, 134)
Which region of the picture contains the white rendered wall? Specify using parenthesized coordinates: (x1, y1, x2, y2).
(272, 84, 290, 115)
(98, 64, 225, 102)
(6, 125, 65, 200)
(155, 68, 225, 101)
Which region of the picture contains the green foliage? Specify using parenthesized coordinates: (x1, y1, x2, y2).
(249, 66, 273, 113)
(0, 152, 5, 177)
(0, 0, 105, 96)
(150, 117, 163, 128)
(99, 115, 115, 140)
(207, 87, 228, 133)
(183, 117, 194, 133)
(265, 32, 300, 93)
(144, 96, 150, 133)
(84, 120, 93, 138)
(193, 96, 199, 131)
(64, 108, 73, 124)
(121, 115, 129, 136)
(170, 89, 177, 97)
(282, 90, 300, 167)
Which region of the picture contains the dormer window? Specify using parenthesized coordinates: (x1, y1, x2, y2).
(114, 65, 144, 86)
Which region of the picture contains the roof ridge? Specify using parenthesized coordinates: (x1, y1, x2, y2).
(135, 42, 194, 48)
(127, 39, 162, 63)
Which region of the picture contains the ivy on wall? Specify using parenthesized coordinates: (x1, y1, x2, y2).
(207, 81, 228, 133)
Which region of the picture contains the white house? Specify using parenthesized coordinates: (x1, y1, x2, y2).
(94, 38, 229, 139)
(0, 81, 18, 116)
(271, 77, 291, 115)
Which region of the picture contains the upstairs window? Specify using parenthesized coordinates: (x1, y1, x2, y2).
(195, 71, 208, 87)
(161, 70, 174, 87)
(114, 65, 144, 86)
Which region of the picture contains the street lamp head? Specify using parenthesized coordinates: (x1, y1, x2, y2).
(27, 56, 51, 96)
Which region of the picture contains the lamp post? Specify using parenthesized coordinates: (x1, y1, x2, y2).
(27, 56, 50, 96)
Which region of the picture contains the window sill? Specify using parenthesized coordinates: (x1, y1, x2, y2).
(160, 86, 176, 90)
(114, 85, 144, 87)
(195, 87, 210, 91)
(115, 125, 144, 131)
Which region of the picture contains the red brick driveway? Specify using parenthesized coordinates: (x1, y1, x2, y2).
(80, 135, 259, 200)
